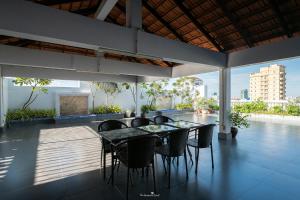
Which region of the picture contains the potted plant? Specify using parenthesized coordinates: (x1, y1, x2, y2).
(229, 111, 250, 138)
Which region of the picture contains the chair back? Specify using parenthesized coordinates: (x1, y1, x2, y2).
(98, 120, 128, 132)
(168, 129, 189, 157)
(127, 135, 157, 168)
(153, 115, 174, 125)
(197, 124, 215, 148)
(131, 117, 151, 128)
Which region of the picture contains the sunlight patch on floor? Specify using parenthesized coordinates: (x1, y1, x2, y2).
(34, 126, 109, 185)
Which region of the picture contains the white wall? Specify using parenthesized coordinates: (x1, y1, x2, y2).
(6, 78, 136, 112)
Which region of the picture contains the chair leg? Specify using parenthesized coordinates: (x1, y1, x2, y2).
(177, 156, 179, 167)
(187, 146, 193, 165)
(161, 155, 167, 174)
(103, 152, 106, 180)
(126, 167, 130, 200)
(168, 156, 171, 189)
(184, 150, 188, 180)
(152, 160, 157, 193)
(211, 143, 214, 169)
(195, 148, 199, 174)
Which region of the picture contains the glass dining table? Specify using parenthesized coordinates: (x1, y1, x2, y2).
(98, 124, 181, 185)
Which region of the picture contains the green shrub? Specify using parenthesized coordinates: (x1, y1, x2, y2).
(141, 105, 157, 113)
(233, 100, 267, 113)
(6, 109, 56, 121)
(175, 103, 193, 110)
(271, 106, 284, 114)
(230, 111, 250, 129)
(286, 104, 300, 116)
(93, 105, 122, 114)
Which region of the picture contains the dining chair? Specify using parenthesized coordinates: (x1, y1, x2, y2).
(153, 115, 174, 125)
(155, 128, 189, 188)
(115, 135, 159, 200)
(130, 117, 153, 128)
(98, 120, 128, 180)
(187, 124, 216, 174)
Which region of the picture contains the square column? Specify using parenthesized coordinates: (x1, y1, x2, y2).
(0, 66, 7, 128)
(218, 67, 232, 140)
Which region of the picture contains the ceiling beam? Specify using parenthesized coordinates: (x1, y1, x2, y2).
(95, 0, 118, 20)
(0, 1, 226, 66)
(267, 0, 293, 38)
(0, 44, 172, 77)
(142, 0, 186, 42)
(215, 0, 253, 48)
(174, 0, 223, 52)
(227, 36, 300, 67)
(33, 0, 89, 6)
(114, 3, 173, 67)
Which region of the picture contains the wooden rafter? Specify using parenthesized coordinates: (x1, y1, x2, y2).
(174, 0, 223, 52)
(267, 0, 293, 38)
(142, 0, 186, 42)
(214, 0, 253, 48)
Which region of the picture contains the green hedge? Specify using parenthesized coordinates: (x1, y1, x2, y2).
(6, 109, 56, 121)
(233, 101, 300, 116)
(233, 100, 268, 113)
(92, 105, 122, 114)
(175, 103, 193, 110)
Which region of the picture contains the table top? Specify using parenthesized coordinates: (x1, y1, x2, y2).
(137, 124, 180, 134)
(98, 128, 151, 144)
(165, 120, 205, 129)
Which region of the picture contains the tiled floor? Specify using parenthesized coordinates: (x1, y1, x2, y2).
(1, 113, 300, 200)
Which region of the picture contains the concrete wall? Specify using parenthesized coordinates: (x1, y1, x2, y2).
(6, 78, 136, 112)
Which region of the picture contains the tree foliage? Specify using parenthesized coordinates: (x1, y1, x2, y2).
(172, 76, 202, 103)
(140, 80, 168, 107)
(13, 77, 52, 110)
(97, 82, 121, 105)
(122, 82, 137, 111)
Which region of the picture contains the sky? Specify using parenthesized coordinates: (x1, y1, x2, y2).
(196, 57, 300, 98)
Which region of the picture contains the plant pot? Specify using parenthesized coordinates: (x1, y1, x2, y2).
(231, 127, 238, 138)
(125, 110, 131, 118)
(130, 112, 136, 118)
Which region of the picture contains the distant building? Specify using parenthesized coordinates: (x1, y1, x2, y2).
(198, 85, 207, 98)
(249, 64, 286, 101)
(240, 89, 249, 100)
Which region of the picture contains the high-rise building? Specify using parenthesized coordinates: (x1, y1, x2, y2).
(199, 85, 207, 98)
(249, 64, 286, 101)
(240, 89, 249, 100)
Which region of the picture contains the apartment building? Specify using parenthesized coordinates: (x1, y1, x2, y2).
(249, 64, 286, 101)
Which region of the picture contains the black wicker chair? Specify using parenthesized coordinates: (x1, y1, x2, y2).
(116, 135, 159, 200)
(155, 128, 189, 188)
(98, 120, 128, 180)
(187, 124, 216, 174)
(153, 115, 174, 125)
(130, 117, 153, 128)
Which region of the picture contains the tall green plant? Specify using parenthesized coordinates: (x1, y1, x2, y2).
(13, 78, 52, 110)
(230, 111, 250, 129)
(89, 81, 102, 112)
(140, 80, 168, 107)
(122, 83, 137, 111)
(172, 76, 202, 103)
(98, 82, 121, 105)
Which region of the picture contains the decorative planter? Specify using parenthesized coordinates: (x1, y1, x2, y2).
(231, 127, 238, 138)
(7, 118, 55, 127)
(55, 113, 124, 124)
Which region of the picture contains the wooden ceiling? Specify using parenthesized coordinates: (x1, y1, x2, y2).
(1, 0, 300, 67)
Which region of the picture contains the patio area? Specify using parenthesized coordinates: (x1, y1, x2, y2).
(1, 113, 300, 200)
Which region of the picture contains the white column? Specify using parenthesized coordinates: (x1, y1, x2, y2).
(126, 0, 142, 29)
(0, 66, 7, 128)
(218, 67, 232, 140)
